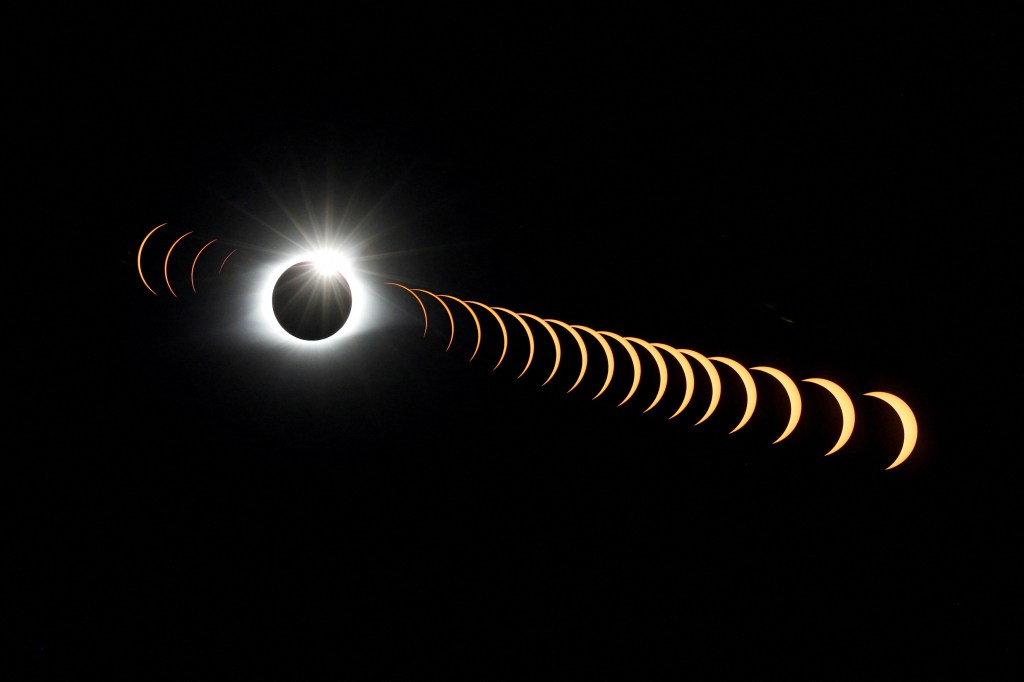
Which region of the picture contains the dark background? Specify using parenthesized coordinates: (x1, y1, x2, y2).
(10, 7, 1020, 678)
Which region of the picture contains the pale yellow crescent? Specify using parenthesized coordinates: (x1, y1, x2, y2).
(803, 377, 855, 456)
(677, 348, 722, 425)
(572, 325, 615, 400)
(545, 318, 587, 393)
(864, 391, 918, 470)
(708, 356, 757, 433)
(651, 343, 695, 420)
(750, 366, 802, 443)
(625, 337, 669, 413)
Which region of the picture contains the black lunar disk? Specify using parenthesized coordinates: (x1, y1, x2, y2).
(271, 261, 353, 341)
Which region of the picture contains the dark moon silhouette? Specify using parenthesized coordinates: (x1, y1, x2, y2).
(271, 261, 353, 340)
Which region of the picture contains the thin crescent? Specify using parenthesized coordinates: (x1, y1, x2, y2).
(803, 377, 855, 456)
(651, 343, 695, 420)
(625, 337, 669, 413)
(493, 307, 535, 379)
(164, 231, 193, 298)
(677, 348, 722, 425)
(414, 289, 455, 351)
(545, 319, 587, 393)
(466, 301, 508, 370)
(709, 356, 758, 434)
(864, 391, 918, 470)
(599, 331, 642, 407)
(388, 283, 429, 336)
(750, 366, 802, 443)
(218, 248, 238, 273)
(190, 239, 217, 294)
(572, 325, 615, 400)
(137, 223, 166, 296)
(520, 313, 561, 386)
(440, 294, 482, 362)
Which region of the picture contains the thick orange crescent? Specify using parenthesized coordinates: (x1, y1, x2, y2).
(599, 331, 642, 407)
(545, 318, 587, 393)
(625, 337, 669, 413)
(520, 313, 561, 386)
(750, 366, 802, 443)
(440, 294, 482, 361)
(651, 343, 695, 420)
(709, 356, 757, 433)
(388, 283, 429, 335)
(803, 377, 855, 456)
(573, 325, 615, 400)
(864, 391, 918, 470)
(493, 307, 535, 379)
(164, 231, 193, 298)
(677, 349, 722, 425)
(466, 301, 508, 370)
(190, 239, 217, 294)
(414, 289, 455, 351)
(137, 222, 167, 296)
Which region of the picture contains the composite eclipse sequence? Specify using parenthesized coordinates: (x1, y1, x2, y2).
(134, 222, 919, 472)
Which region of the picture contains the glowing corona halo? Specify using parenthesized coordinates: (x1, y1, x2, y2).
(255, 250, 370, 346)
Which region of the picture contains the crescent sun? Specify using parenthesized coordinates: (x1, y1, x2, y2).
(415, 289, 456, 351)
(709, 356, 757, 433)
(164, 230, 194, 298)
(441, 294, 482, 361)
(545, 318, 588, 393)
(388, 283, 429, 336)
(750, 366, 802, 443)
(573, 325, 615, 400)
(493, 307, 535, 379)
(802, 377, 855, 456)
(190, 239, 217, 294)
(626, 337, 669, 413)
(651, 343, 695, 420)
(520, 313, 561, 386)
(466, 300, 509, 370)
(137, 222, 167, 296)
(864, 391, 918, 470)
(677, 348, 722, 425)
(599, 331, 643, 407)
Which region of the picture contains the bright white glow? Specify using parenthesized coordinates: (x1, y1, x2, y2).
(249, 247, 373, 349)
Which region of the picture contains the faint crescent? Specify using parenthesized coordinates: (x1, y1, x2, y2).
(466, 301, 508, 370)
(137, 222, 166, 296)
(545, 319, 587, 393)
(388, 283, 429, 336)
(520, 313, 561, 386)
(750, 366, 802, 443)
(803, 378, 855, 456)
(709, 356, 757, 433)
(414, 289, 455, 351)
(218, 248, 238, 273)
(493, 307, 535, 379)
(625, 337, 669, 413)
(651, 343, 695, 420)
(864, 391, 918, 470)
(573, 325, 615, 400)
(190, 239, 217, 294)
(677, 349, 722, 425)
(440, 294, 482, 362)
(164, 231, 193, 298)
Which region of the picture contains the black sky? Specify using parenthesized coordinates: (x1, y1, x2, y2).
(10, 8, 1020, 678)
